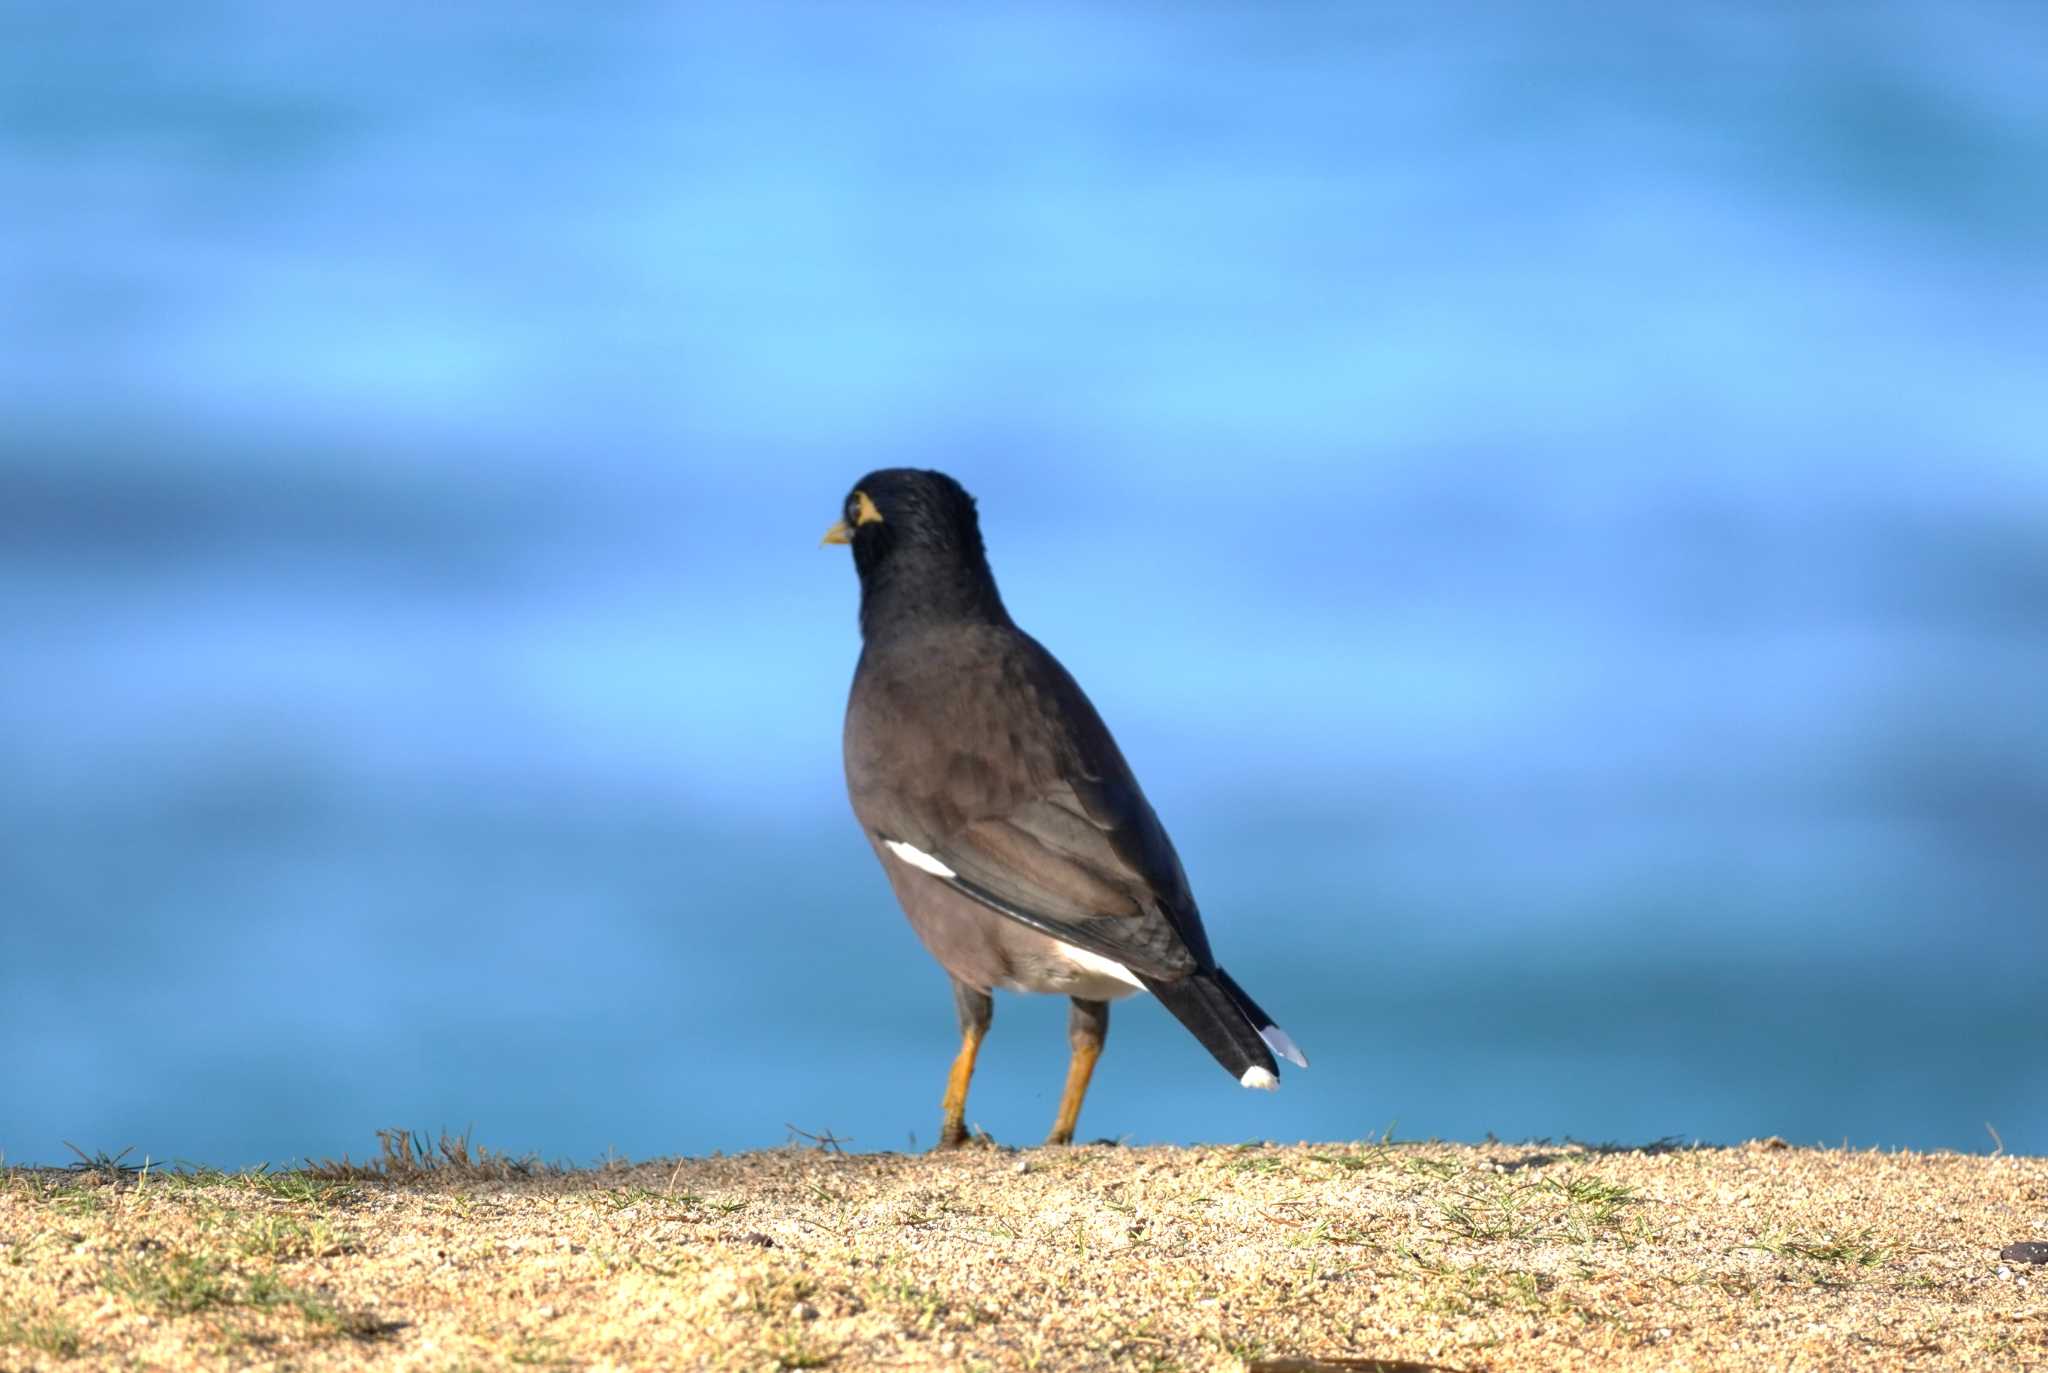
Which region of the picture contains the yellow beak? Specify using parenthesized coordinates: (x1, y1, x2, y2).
(822, 491, 882, 546)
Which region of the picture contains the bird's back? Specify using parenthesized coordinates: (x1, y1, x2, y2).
(844, 621, 1215, 975)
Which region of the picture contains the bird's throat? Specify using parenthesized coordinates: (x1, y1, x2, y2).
(857, 544, 1011, 642)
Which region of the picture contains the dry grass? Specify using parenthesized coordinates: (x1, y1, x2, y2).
(1, 1135, 2043, 1371)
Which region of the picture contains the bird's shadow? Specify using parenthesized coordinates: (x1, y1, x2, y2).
(1485, 1134, 1700, 1173)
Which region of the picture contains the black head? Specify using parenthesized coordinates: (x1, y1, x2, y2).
(822, 468, 1009, 637)
(822, 468, 982, 573)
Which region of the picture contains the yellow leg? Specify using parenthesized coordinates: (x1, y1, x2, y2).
(1046, 1041, 1101, 1145)
(937, 981, 992, 1150)
(1046, 998, 1109, 1146)
(937, 1023, 984, 1149)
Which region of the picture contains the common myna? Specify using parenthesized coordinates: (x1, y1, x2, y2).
(824, 468, 1306, 1148)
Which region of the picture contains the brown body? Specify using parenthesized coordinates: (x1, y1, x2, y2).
(828, 468, 1299, 1148)
(845, 620, 1190, 1003)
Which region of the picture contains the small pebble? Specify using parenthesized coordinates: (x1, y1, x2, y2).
(793, 1302, 818, 1322)
(1014, 1160, 1031, 1175)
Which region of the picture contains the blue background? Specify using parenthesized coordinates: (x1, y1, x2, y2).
(5, 2, 2046, 1167)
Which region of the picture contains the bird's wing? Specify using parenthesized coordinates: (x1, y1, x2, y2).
(849, 632, 1211, 980)
(925, 779, 1205, 979)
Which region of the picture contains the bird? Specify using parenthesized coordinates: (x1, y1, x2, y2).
(823, 468, 1306, 1148)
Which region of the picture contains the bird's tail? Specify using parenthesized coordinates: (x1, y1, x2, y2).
(1142, 966, 1309, 1090)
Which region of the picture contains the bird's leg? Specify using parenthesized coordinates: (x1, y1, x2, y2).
(937, 980, 993, 1150)
(1046, 997, 1109, 1146)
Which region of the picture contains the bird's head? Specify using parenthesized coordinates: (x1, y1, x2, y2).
(823, 468, 1006, 633)
(821, 468, 985, 576)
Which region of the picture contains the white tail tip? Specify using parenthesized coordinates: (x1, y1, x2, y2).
(1260, 1025, 1308, 1069)
(1239, 1066, 1279, 1090)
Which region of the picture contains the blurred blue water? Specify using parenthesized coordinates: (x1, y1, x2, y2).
(4, 2, 2046, 1166)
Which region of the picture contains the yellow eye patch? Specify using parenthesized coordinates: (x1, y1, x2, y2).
(821, 489, 887, 546)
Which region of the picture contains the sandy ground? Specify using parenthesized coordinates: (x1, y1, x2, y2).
(2, 1136, 2043, 1372)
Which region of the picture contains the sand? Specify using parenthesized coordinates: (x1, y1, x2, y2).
(2, 1135, 2043, 1371)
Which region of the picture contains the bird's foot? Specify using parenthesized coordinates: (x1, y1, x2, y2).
(933, 1123, 999, 1153)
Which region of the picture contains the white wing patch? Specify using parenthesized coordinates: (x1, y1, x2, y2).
(1053, 940, 1145, 990)
(1239, 1066, 1279, 1090)
(883, 838, 956, 879)
(881, 837, 1141, 993)
(1260, 1024, 1309, 1069)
